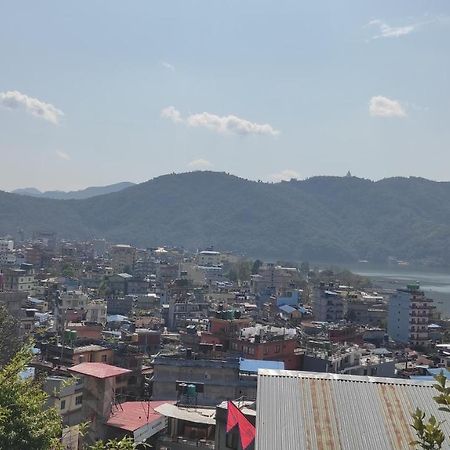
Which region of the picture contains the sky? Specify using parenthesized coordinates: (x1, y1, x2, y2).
(0, 1, 449, 191)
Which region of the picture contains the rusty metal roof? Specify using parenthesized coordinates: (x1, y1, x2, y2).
(256, 369, 450, 450)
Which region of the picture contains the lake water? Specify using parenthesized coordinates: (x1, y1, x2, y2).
(346, 264, 450, 318)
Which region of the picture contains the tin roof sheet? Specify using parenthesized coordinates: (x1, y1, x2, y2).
(256, 369, 450, 450)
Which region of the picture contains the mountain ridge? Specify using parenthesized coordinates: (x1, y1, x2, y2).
(2, 171, 450, 265)
(11, 181, 135, 200)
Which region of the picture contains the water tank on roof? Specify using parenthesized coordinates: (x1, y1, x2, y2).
(186, 384, 197, 397)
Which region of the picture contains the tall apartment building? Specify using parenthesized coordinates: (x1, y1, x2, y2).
(388, 284, 434, 348)
(110, 244, 136, 274)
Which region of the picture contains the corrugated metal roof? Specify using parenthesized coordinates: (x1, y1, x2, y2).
(256, 369, 450, 450)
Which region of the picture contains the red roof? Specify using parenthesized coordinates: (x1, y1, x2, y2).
(68, 362, 131, 379)
(106, 401, 173, 432)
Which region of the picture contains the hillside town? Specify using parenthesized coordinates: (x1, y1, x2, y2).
(1, 234, 450, 449)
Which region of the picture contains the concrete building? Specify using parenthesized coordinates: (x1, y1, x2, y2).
(250, 264, 299, 295)
(0, 239, 14, 253)
(44, 375, 84, 427)
(154, 403, 216, 450)
(60, 290, 89, 310)
(312, 288, 346, 322)
(230, 325, 300, 370)
(388, 284, 434, 348)
(110, 244, 136, 274)
(86, 300, 107, 325)
(0, 290, 27, 319)
(197, 250, 221, 267)
(2, 268, 36, 294)
(151, 357, 256, 406)
(43, 344, 114, 366)
(68, 363, 132, 444)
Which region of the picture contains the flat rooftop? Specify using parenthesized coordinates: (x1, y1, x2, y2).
(69, 363, 131, 379)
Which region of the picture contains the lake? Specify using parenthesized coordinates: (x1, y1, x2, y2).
(346, 264, 450, 318)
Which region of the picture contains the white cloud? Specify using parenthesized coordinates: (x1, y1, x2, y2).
(0, 90, 64, 124)
(161, 106, 279, 136)
(369, 96, 407, 118)
(161, 61, 175, 72)
(161, 106, 183, 123)
(368, 19, 417, 39)
(187, 159, 213, 170)
(270, 169, 300, 182)
(55, 150, 70, 160)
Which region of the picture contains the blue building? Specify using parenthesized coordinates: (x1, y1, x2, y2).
(387, 289, 410, 343)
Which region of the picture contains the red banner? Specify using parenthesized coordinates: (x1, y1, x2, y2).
(226, 401, 256, 450)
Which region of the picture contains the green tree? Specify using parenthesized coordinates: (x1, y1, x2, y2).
(411, 372, 450, 449)
(0, 345, 63, 450)
(89, 436, 140, 449)
(251, 259, 263, 274)
(0, 306, 23, 368)
(61, 263, 76, 278)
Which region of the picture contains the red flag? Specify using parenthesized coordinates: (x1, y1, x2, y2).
(226, 401, 256, 450)
(227, 400, 240, 432)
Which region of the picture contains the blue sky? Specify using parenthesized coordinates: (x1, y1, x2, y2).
(1, 1, 449, 191)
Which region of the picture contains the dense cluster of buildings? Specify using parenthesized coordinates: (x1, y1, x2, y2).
(0, 233, 449, 449)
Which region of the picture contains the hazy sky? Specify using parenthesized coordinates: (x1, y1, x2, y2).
(1, 1, 449, 191)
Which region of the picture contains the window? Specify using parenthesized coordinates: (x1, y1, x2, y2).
(275, 345, 281, 353)
(60, 400, 66, 410)
(75, 395, 83, 406)
(102, 354, 108, 362)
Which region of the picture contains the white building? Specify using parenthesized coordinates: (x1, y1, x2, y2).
(86, 300, 107, 325)
(197, 250, 221, 267)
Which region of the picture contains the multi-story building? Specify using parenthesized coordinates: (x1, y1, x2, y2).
(312, 286, 346, 322)
(197, 250, 221, 267)
(60, 290, 89, 310)
(0, 291, 27, 319)
(86, 300, 107, 325)
(110, 244, 136, 274)
(151, 356, 256, 406)
(250, 264, 300, 295)
(0, 239, 14, 267)
(229, 325, 300, 370)
(2, 267, 36, 294)
(167, 292, 209, 330)
(387, 283, 434, 348)
(0, 239, 14, 254)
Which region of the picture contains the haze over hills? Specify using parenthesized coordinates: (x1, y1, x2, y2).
(2, 171, 450, 265)
(11, 182, 135, 200)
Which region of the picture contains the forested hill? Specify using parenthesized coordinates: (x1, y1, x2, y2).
(2, 171, 450, 265)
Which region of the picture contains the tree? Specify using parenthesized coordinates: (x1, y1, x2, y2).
(411, 372, 450, 449)
(251, 259, 263, 275)
(0, 306, 24, 368)
(89, 436, 141, 449)
(0, 344, 63, 450)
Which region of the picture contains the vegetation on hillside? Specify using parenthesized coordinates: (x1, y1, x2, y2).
(3, 172, 450, 265)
